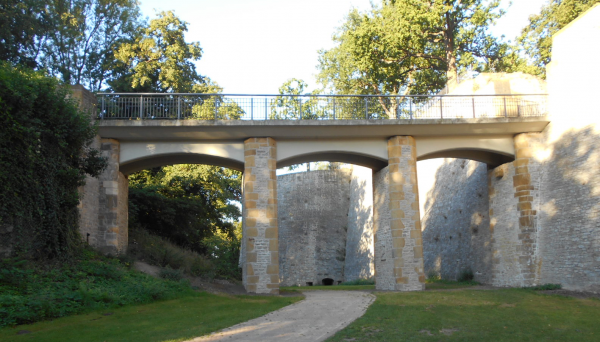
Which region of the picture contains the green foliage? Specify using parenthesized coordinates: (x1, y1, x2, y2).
(0, 0, 48, 67)
(0, 251, 194, 328)
(128, 165, 242, 254)
(269, 79, 324, 119)
(128, 228, 215, 279)
(112, 10, 202, 93)
(318, 0, 509, 101)
(159, 266, 185, 282)
(515, 0, 600, 79)
(340, 278, 375, 286)
(0, 62, 106, 259)
(201, 223, 242, 280)
(523, 283, 562, 291)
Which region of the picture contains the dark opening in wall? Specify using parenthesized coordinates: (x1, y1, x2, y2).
(306, 282, 313, 286)
(322, 278, 334, 286)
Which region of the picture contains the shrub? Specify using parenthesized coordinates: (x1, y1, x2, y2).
(0, 62, 105, 259)
(128, 228, 216, 278)
(0, 250, 194, 328)
(159, 266, 184, 281)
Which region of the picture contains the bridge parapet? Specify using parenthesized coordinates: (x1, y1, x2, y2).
(96, 93, 548, 121)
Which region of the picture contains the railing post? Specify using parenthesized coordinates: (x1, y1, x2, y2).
(472, 97, 476, 118)
(265, 97, 268, 119)
(139, 95, 143, 119)
(214, 95, 218, 120)
(440, 97, 443, 119)
(333, 97, 336, 119)
(251, 98, 254, 120)
(101, 95, 105, 119)
(409, 97, 413, 119)
(396, 97, 400, 119)
(177, 95, 181, 120)
(298, 97, 302, 120)
(365, 97, 368, 119)
(503, 96, 507, 118)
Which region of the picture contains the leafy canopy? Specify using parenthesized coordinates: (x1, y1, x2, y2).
(113, 11, 203, 93)
(317, 0, 509, 98)
(128, 165, 242, 255)
(515, 0, 600, 79)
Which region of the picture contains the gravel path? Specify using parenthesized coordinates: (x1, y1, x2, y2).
(188, 291, 375, 342)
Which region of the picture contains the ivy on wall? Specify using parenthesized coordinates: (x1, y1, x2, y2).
(0, 62, 106, 259)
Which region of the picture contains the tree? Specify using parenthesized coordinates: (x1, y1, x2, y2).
(318, 0, 509, 104)
(112, 10, 202, 93)
(128, 165, 242, 254)
(515, 0, 600, 79)
(0, 62, 106, 258)
(36, 0, 142, 91)
(270, 78, 324, 119)
(0, 0, 48, 68)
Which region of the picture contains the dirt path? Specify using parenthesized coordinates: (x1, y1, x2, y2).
(188, 291, 375, 342)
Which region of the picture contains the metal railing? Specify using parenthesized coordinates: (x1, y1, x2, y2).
(96, 93, 548, 120)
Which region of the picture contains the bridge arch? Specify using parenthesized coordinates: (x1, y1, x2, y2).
(415, 135, 515, 166)
(276, 140, 388, 170)
(119, 142, 244, 175)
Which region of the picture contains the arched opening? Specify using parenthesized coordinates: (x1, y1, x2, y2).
(276, 155, 376, 288)
(124, 155, 244, 283)
(417, 157, 495, 283)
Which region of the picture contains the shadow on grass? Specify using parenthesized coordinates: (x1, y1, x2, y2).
(0, 292, 303, 342)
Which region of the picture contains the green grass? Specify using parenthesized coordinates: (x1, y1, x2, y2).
(280, 285, 376, 291)
(425, 279, 480, 290)
(0, 292, 303, 342)
(327, 289, 600, 341)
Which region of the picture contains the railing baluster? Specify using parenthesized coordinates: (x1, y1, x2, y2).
(251, 98, 254, 120)
(177, 96, 181, 119)
(265, 97, 268, 119)
(365, 97, 368, 119)
(139, 95, 143, 119)
(440, 97, 443, 119)
(472, 97, 475, 118)
(504, 97, 507, 117)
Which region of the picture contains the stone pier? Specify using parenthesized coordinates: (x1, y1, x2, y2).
(374, 136, 425, 291)
(242, 138, 280, 294)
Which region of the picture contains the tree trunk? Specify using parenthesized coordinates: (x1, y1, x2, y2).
(444, 12, 458, 83)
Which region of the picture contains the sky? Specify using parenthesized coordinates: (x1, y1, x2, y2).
(138, 0, 549, 94)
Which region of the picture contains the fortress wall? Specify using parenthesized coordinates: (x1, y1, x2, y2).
(344, 166, 374, 281)
(419, 159, 492, 283)
(419, 5, 600, 291)
(277, 169, 352, 286)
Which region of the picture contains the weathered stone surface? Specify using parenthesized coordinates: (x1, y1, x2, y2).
(378, 136, 425, 291)
(420, 159, 492, 283)
(277, 169, 352, 286)
(242, 138, 279, 294)
(345, 166, 375, 281)
(373, 167, 395, 290)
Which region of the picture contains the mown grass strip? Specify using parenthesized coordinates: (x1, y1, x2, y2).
(0, 292, 302, 342)
(327, 289, 600, 341)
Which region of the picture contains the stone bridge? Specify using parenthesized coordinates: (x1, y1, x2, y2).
(75, 77, 550, 294)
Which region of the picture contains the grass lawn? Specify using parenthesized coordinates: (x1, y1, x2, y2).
(327, 288, 600, 341)
(0, 292, 302, 342)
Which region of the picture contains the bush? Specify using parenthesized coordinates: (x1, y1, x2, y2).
(128, 228, 216, 279)
(159, 266, 184, 281)
(0, 250, 194, 328)
(0, 62, 105, 259)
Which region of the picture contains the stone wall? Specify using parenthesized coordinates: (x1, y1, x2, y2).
(420, 159, 492, 283)
(373, 167, 395, 290)
(345, 166, 375, 280)
(277, 166, 375, 286)
(419, 5, 600, 292)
